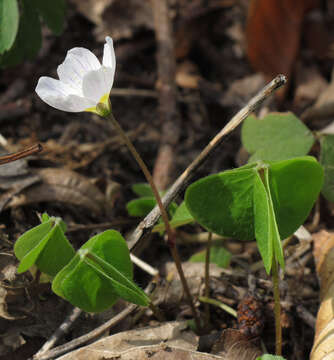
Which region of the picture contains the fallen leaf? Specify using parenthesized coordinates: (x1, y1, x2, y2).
(2, 168, 107, 216)
(57, 321, 223, 360)
(211, 329, 261, 359)
(310, 230, 334, 359)
(246, 0, 319, 99)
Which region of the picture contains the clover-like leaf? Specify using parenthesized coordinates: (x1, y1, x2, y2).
(189, 244, 231, 269)
(241, 112, 314, 162)
(52, 230, 149, 312)
(14, 215, 74, 277)
(185, 157, 323, 273)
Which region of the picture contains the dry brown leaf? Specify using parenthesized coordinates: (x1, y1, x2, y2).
(211, 329, 261, 359)
(3, 168, 107, 216)
(310, 230, 334, 359)
(246, 0, 319, 99)
(57, 321, 223, 360)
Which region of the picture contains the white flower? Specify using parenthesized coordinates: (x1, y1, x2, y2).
(35, 36, 116, 114)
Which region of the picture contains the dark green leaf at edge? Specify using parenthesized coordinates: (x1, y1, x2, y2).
(33, 0, 65, 35)
(0, 0, 19, 53)
(0, 0, 41, 67)
(320, 134, 334, 202)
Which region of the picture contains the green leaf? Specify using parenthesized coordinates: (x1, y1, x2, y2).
(0, 0, 19, 53)
(127, 197, 157, 217)
(153, 201, 194, 232)
(34, 0, 65, 35)
(320, 134, 334, 202)
(83, 251, 149, 306)
(0, 0, 41, 67)
(241, 112, 314, 162)
(189, 244, 231, 268)
(52, 230, 148, 312)
(186, 157, 323, 242)
(185, 165, 257, 240)
(14, 217, 75, 276)
(132, 183, 154, 197)
(268, 156, 323, 239)
(257, 355, 286, 360)
(254, 169, 284, 273)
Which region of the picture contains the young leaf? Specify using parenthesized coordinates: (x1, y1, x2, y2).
(153, 201, 194, 232)
(83, 251, 149, 306)
(131, 183, 154, 197)
(189, 244, 231, 269)
(254, 168, 284, 273)
(241, 112, 314, 162)
(14, 217, 75, 276)
(268, 156, 323, 239)
(34, 0, 66, 35)
(0, 0, 19, 53)
(320, 134, 334, 202)
(52, 230, 148, 312)
(127, 197, 157, 217)
(257, 355, 287, 360)
(253, 170, 274, 273)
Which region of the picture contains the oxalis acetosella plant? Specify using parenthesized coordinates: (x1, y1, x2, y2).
(16, 37, 199, 325)
(184, 156, 323, 354)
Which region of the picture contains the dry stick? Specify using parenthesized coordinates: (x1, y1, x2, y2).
(0, 143, 42, 165)
(34, 307, 82, 358)
(33, 304, 138, 360)
(151, 0, 181, 191)
(129, 75, 287, 251)
(107, 112, 201, 331)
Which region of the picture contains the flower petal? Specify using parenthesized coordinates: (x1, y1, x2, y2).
(57, 47, 101, 90)
(67, 47, 101, 71)
(36, 77, 96, 112)
(102, 37, 116, 81)
(82, 67, 114, 103)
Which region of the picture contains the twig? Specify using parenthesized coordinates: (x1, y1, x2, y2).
(130, 253, 159, 276)
(151, 0, 181, 191)
(129, 75, 287, 251)
(0, 143, 42, 165)
(32, 304, 138, 360)
(34, 307, 82, 357)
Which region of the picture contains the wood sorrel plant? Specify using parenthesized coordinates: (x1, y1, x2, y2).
(185, 156, 323, 354)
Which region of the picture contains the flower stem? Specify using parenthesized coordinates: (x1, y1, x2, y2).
(105, 111, 201, 330)
(271, 258, 282, 355)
